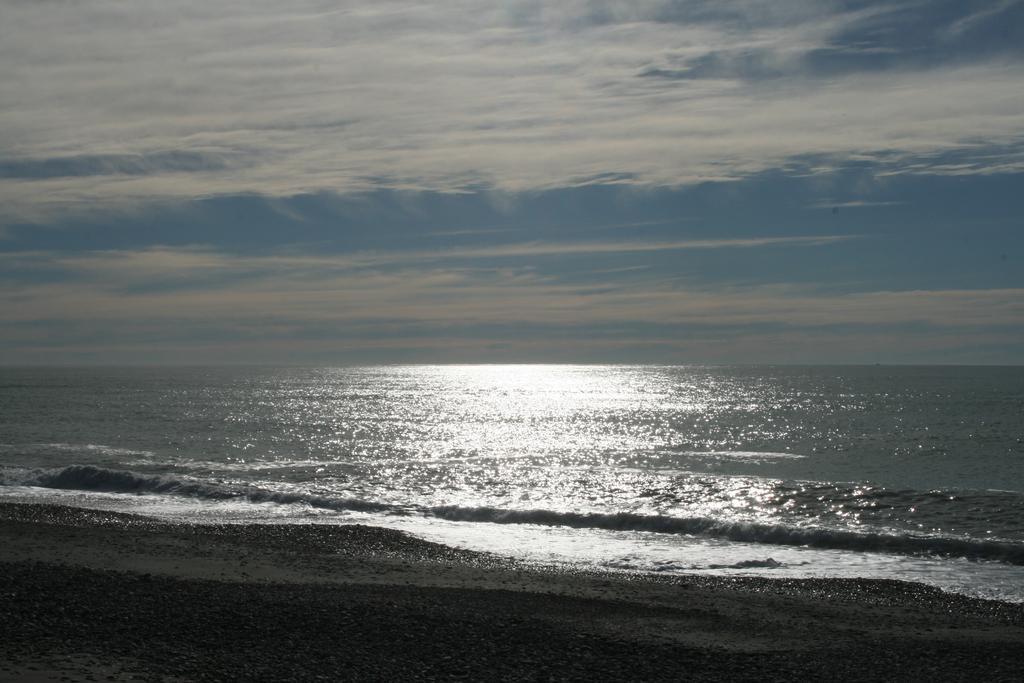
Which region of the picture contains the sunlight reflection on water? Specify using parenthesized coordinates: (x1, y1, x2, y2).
(3, 364, 1023, 601)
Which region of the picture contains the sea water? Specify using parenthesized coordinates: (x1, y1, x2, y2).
(1, 365, 1022, 601)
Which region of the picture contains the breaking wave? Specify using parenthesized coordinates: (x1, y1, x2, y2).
(1, 464, 392, 514)
(4, 464, 1024, 566)
(426, 505, 1024, 565)
(706, 558, 785, 569)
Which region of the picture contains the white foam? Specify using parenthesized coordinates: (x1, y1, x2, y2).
(4, 484, 1024, 603)
(5, 464, 1023, 566)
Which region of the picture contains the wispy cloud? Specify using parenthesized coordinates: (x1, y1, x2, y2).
(2, 244, 1020, 331)
(2, 1, 1022, 221)
(2, 3, 1020, 364)
(0, 150, 240, 180)
(806, 200, 905, 210)
(351, 234, 857, 265)
(0, 235, 854, 284)
(3, 261, 1021, 363)
(3, 237, 1020, 362)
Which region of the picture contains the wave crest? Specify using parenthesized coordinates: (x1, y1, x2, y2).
(4, 464, 1023, 566)
(426, 504, 1024, 565)
(4, 464, 391, 513)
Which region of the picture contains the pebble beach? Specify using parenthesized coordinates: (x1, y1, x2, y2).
(2, 502, 1022, 681)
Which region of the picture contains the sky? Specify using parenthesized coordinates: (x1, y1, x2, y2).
(1, 0, 1022, 364)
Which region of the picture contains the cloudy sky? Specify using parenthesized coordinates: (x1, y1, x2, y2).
(1, 0, 1022, 364)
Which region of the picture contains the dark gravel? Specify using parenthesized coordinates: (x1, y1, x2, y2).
(1, 560, 1022, 682)
(1, 502, 1023, 681)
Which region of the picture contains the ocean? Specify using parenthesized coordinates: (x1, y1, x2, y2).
(2, 364, 1022, 602)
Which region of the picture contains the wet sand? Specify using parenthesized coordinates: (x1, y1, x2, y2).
(1, 501, 1022, 681)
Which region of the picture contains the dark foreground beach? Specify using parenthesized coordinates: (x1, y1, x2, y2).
(1, 502, 1022, 681)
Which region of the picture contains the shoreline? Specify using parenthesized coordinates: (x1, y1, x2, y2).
(2, 501, 1023, 680)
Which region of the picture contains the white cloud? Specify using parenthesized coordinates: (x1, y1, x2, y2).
(2, 246, 1021, 332)
(1, 235, 853, 284)
(1, 1, 1023, 222)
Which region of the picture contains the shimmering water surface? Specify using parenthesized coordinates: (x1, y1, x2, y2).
(2, 365, 1022, 601)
